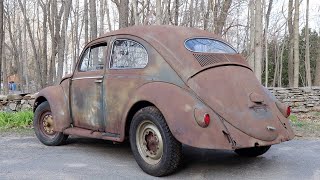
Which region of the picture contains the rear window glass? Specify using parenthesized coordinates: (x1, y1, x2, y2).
(185, 38, 237, 54)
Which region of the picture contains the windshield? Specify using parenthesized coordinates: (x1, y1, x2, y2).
(185, 38, 237, 54)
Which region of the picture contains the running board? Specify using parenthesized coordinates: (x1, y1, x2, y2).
(63, 127, 121, 142)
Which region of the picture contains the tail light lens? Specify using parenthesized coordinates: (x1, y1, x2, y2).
(204, 114, 210, 127)
(194, 108, 211, 128)
(275, 101, 290, 118)
(287, 106, 291, 117)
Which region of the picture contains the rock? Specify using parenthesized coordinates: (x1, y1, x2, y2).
(21, 100, 27, 104)
(8, 103, 17, 111)
(21, 104, 32, 111)
(31, 93, 38, 99)
(301, 87, 312, 93)
(312, 106, 320, 112)
(306, 104, 314, 107)
(23, 94, 32, 100)
(291, 108, 309, 113)
(7, 94, 23, 101)
(28, 100, 35, 106)
(0, 95, 7, 101)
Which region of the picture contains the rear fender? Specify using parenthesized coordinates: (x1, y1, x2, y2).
(34, 86, 71, 132)
(123, 82, 232, 149)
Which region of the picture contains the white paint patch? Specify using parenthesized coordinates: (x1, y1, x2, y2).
(65, 163, 88, 168)
(184, 104, 192, 112)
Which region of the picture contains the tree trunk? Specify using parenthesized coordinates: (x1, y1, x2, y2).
(254, 0, 263, 83)
(287, 0, 294, 87)
(112, 0, 129, 29)
(174, 0, 179, 26)
(214, 0, 232, 35)
(314, 29, 320, 86)
(89, 0, 97, 40)
(293, 0, 300, 87)
(18, 0, 44, 89)
(305, 0, 311, 87)
(57, 0, 72, 82)
(156, 0, 161, 25)
(84, 0, 89, 43)
(99, 0, 105, 36)
(0, 0, 3, 93)
(247, 0, 255, 70)
(264, 0, 273, 87)
(106, 0, 112, 31)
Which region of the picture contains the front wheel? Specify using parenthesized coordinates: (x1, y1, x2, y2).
(235, 145, 271, 157)
(129, 106, 182, 177)
(33, 101, 68, 146)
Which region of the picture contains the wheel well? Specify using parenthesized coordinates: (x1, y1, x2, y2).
(125, 101, 155, 137)
(33, 96, 48, 112)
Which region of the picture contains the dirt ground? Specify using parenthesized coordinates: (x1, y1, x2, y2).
(291, 112, 320, 140)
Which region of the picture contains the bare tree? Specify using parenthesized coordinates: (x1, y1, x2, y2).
(0, 0, 3, 93)
(305, 0, 311, 87)
(112, 0, 129, 29)
(214, 0, 232, 35)
(287, 0, 294, 87)
(293, 0, 300, 87)
(89, 0, 97, 40)
(254, 0, 263, 83)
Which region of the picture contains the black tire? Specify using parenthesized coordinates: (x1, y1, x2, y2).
(129, 106, 182, 177)
(34, 101, 68, 146)
(235, 145, 271, 157)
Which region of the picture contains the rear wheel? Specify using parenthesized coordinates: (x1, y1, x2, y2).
(129, 106, 182, 177)
(235, 145, 271, 157)
(34, 101, 68, 146)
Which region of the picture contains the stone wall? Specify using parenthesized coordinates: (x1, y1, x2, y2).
(0, 87, 319, 113)
(268, 87, 320, 113)
(0, 94, 35, 112)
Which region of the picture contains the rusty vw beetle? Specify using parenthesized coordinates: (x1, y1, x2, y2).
(33, 25, 294, 176)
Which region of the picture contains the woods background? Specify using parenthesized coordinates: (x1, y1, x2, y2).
(0, 0, 319, 93)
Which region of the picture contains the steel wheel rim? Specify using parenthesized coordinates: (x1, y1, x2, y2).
(136, 120, 163, 165)
(39, 111, 57, 138)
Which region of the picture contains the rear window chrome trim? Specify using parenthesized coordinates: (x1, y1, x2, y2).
(184, 37, 238, 54)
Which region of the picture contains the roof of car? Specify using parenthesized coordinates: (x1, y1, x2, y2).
(89, 25, 244, 81)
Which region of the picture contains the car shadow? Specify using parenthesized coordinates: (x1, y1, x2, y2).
(64, 136, 276, 176)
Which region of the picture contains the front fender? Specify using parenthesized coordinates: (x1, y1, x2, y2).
(124, 82, 232, 149)
(34, 85, 71, 132)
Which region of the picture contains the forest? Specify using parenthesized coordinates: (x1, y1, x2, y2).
(0, 0, 319, 93)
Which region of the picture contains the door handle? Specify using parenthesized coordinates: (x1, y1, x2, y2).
(94, 79, 103, 83)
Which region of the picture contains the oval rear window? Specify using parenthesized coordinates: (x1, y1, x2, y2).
(185, 38, 237, 54)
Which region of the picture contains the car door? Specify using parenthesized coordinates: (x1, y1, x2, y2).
(70, 43, 108, 131)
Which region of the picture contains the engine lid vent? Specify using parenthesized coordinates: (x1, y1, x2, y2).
(193, 53, 245, 67)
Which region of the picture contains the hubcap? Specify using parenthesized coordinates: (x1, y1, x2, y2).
(43, 114, 54, 135)
(40, 112, 57, 137)
(136, 120, 163, 165)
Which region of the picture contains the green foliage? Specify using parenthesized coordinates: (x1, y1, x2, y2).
(262, 26, 320, 87)
(0, 111, 33, 129)
(289, 115, 305, 127)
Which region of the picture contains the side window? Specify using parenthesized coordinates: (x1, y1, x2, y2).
(79, 45, 107, 72)
(110, 39, 148, 69)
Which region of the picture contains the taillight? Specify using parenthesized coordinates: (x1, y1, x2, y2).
(204, 114, 210, 127)
(194, 108, 211, 128)
(275, 101, 290, 118)
(287, 106, 291, 117)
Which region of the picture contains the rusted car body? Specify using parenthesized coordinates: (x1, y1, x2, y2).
(33, 25, 294, 176)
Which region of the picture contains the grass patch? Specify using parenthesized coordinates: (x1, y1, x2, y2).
(289, 113, 320, 139)
(0, 111, 33, 129)
(289, 115, 305, 127)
